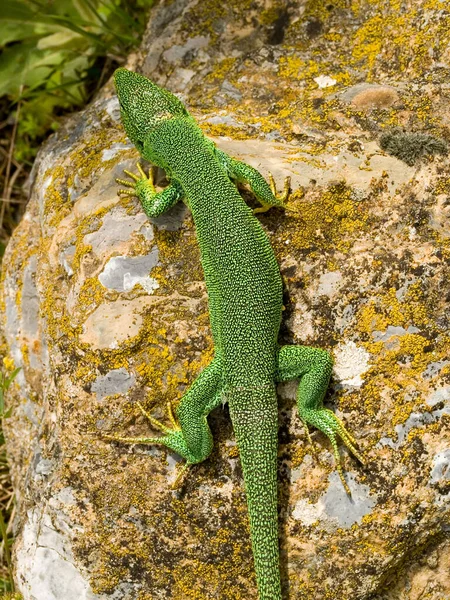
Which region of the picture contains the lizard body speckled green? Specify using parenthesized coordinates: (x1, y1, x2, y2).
(111, 68, 363, 600)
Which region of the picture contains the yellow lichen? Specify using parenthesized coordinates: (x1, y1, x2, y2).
(206, 57, 237, 82)
(351, 15, 385, 77)
(280, 182, 369, 255)
(200, 122, 250, 140)
(43, 165, 72, 227)
(77, 277, 106, 311)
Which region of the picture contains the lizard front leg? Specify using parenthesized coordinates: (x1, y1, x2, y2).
(215, 148, 290, 213)
(116, 163, 184, 217)
(276, 345, 364, 494)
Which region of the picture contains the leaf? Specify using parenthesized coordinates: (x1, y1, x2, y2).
(36, 30, 84, 50)
(9, 367, 21, 382)
(0, 44, 53, 96)
(0, 1, 39, 23)
(72, 0, 106, 25)
(0, 43, 77, 97)
(0, 1, 79, 29)
(3, 368, 21, 392)
(41, 14, 109, 46)
(0, 22, 37, 46)
(0, 2, 46, 46)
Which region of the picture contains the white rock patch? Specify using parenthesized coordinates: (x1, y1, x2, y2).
(430, 449, 450, 484)
(333, 341, 371, 387)
(314, 75, 337, 89)
(16, 508, 98, 600)
(292, 471, 376, 529)
(98, 251, 159, 293)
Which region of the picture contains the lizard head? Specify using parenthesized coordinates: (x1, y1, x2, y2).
(114, 68, 189, 155)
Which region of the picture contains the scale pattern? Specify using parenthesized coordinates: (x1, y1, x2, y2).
(112, 68, 363, 600)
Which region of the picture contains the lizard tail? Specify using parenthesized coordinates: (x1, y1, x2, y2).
(227, 385, 281, 600)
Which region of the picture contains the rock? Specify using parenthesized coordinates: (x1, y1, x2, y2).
(1, 1, 449, 599)
(313, 74, 337, 89)
(337, 83, 400, 110)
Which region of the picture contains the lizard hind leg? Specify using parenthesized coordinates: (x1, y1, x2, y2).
(102, 356, 224, 487)
(101, 400, 210, 489)
(100, 401, 196, 486)
(253, 173, 291, 214)
(276, 345, 364, 495)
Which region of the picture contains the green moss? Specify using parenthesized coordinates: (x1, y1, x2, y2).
(379, 129, 448, 165)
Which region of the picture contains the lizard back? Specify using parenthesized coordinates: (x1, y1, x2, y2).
(145, 117, 284, 388)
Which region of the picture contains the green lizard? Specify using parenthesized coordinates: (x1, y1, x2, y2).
(110, 68, 363, 600)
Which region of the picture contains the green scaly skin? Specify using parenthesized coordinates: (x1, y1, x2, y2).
(111, 68, 364, 600)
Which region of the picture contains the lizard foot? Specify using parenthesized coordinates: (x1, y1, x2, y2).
(302, 408, 364, 495)
(116, 163, 156, 198)
(253, 174, 291, 214)
(100, 401, 193, 489)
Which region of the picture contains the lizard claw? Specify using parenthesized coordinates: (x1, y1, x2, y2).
(300, 418, 317, 456)
(253, 174, 291, 214)
(171, 461, 191, 490)
(123, 168, 140, 181)
(123, 399, 190, 489)
(301, 407, 364, 496)
(269, 173, 291, 203)
(136, 400, 181, 434)
(116, 163, 155, 197)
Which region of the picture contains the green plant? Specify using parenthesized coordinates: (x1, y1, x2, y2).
(1, 0, 154, 164)
(379, 128, 448, 166)
(0, 364, 20, 420)
(0, 362, 20, 594)
(0, 509, 14, 595)
(0, 0, 154, 260)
